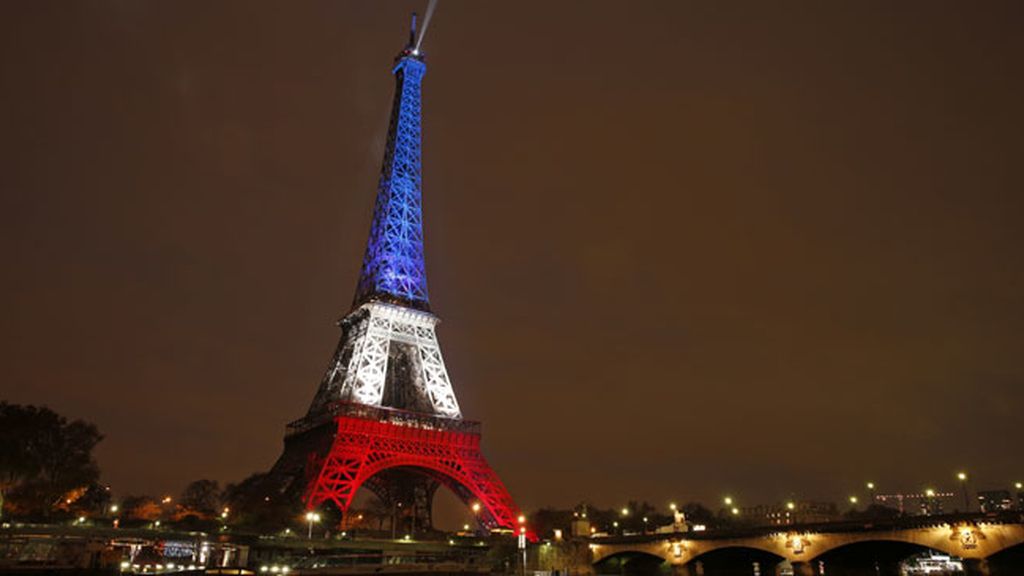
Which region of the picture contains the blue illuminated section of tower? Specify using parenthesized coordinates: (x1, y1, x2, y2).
(353, 32, 431, 312)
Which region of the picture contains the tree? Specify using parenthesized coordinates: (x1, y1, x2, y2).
(679, 502, 716, 526)
(181, 479, 221, 516)
(122, 495, 162, 521)
(0, 403, 103, 518)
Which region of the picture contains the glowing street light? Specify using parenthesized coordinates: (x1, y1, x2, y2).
(669, 503, 677, 511)
(471, 502, 481, 513)
(1016, 482, 1023, 490)
(109, 505, 119, 514)
(305, 511, 321, 539)
(849, 496, 859, 506)
(517, 514, 526, 525)
(957, 471, 970, 511)
(786, 501, 796, 511)
(723, 497, 733, 506)
(730, 507, 740, 516)
(620, 507, 629, 516)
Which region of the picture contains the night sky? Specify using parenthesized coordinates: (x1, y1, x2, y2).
(2, 1, 1023, 522)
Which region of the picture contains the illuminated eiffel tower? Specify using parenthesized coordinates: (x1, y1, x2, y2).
(265, 15, 522, 535)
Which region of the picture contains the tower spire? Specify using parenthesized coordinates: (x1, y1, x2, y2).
(408, 12, 418, 50)
(353, 17, 430, 312)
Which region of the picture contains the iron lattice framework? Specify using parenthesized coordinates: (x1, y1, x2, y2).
(354, 49, 429, 312)
(307, 302, 460, 419)
(306, 404, 520, 532)
(268, 18, 523, 537)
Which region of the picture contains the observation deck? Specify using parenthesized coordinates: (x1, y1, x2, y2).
(287, 401, 480, 438)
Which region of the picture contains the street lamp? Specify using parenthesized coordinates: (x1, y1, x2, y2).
(957, 472, 970, 512)
(305, 511, 321, 539)
(620, 507, 629, 517)
(723, 497, 733, 506)
(642, 517, 648, 534)
(924, 488, 936, 515)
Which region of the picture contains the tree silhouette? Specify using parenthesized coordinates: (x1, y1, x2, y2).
(0, 402, 103, 518)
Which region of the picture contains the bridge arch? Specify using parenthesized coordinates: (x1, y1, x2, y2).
(593, 550, 671, 576)
(986, 540, 1024, 573)
(808, 540, 951, 575)
(590, 544, 672, 565)
(683, 546, 786, 574)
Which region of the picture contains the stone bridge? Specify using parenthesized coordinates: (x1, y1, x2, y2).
(588, 513, 1024, 575)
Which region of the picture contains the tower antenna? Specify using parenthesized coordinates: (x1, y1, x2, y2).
(408, 12, 418, 50)
(414, 0, 439, 54)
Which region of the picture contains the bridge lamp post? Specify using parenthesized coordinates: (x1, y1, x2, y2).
(848, 496, 859, 511)
(642, 517, 648, 534)
(305, 511, 321, 539)
(957, 472, 970, 512)
(469, 502, 481, 533)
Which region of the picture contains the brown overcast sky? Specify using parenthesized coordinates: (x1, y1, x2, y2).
(2, 0, 1023, 519)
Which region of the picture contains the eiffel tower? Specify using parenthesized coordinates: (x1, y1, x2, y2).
(265, 15, 523, 535)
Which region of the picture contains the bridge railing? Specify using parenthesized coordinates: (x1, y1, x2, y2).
(591, 511, 1024, 543)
